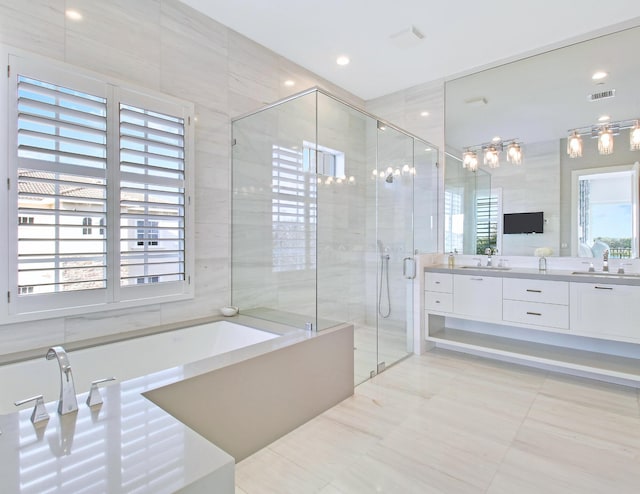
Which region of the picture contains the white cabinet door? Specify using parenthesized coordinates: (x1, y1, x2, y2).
(453, 275, 502, 322)
(570, 282, 640, 341)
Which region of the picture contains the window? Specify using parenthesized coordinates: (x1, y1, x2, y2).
(5, 55, 194, 321)
(476, 192, 500, 254)
(272, 145, 317, 272)
(82, 217, 93, 235)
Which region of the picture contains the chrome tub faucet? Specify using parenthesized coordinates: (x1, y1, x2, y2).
(46, 346, 78, 415)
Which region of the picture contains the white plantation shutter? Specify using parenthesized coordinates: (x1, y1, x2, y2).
(16, 76, 108, 294)
(119, 104, 186, 286)
(6, 55, 193, 322)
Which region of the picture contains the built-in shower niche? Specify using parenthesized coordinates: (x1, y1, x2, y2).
(231, 87, 438, 384)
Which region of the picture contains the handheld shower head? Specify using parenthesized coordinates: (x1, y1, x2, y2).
(385, 173, 394, 183)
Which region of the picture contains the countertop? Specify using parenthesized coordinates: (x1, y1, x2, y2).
(425, 264, 640, 286)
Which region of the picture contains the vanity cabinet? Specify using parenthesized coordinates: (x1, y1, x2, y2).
(452, 274, 502, 322)
(423, 267, 640, 386)
(503, 278, 569, 329)
(570, 282, 640, 340)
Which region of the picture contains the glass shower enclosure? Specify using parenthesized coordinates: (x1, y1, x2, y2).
(231, 88, 438, 384)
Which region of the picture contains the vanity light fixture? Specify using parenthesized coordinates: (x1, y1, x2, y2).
(631, 121, 640, 151)
(336, 55, 350, 66)
(567, 118, 640, 157)
(462, 138, 522, 170)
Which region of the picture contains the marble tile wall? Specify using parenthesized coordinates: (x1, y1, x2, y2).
(0, 0, 364, 355)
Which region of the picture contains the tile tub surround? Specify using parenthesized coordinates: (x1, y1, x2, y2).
(1, 320, 354, 493)
(235, 349, 640, 493)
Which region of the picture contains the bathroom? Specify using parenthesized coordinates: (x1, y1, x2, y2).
(2, 1, 640, 492)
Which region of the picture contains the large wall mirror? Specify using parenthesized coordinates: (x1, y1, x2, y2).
(445, 25, 640, 258)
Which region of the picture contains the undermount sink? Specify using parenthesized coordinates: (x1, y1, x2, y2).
(571, 271, 640, 278)
(460, 265, 511, 271)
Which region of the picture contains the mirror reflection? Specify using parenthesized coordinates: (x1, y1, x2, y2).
(445, 25, 640, 257)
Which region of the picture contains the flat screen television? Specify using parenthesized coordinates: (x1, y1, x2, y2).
(503, 211, 544, 234)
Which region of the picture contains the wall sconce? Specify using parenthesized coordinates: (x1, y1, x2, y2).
(461, 138, 523, 170)
(567, 118, 640, 157)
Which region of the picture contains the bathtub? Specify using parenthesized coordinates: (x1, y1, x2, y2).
(0, 320, 279, 414)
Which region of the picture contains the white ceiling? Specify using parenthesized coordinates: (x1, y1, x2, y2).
(179, 0, 640, 100)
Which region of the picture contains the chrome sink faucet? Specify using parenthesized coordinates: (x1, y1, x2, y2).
(485, 247, 498, 267)
(602, 249, 609, 272)
(46, 346, 78, 415)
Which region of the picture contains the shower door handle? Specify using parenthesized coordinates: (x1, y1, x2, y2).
(403, 257, 416, 279)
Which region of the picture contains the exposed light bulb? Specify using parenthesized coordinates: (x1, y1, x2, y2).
(484, 146, 499, 168)
(506, 142, 522, 165)
(567, 131, 583, 158)
(462, 151, 478, 171)
(631, 121, 640, 151)
(598, 127, 614, 155)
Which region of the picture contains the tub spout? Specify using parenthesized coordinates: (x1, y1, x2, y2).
(46, 346, 78, 415)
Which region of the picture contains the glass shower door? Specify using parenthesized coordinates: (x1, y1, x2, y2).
(375, 124, 416, 371)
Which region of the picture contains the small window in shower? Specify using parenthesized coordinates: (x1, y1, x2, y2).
(302, 141, 345, 177)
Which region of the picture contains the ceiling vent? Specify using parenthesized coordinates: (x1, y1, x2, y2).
(588, 89, 616, 102)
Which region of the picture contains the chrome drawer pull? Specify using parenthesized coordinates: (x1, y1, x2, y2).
(435, 281, 440, 284)
(526, 289, 542, 293)
(594, 286, 613, 290)
(526, 311, 542, 316)
(470, 277, 483, 281)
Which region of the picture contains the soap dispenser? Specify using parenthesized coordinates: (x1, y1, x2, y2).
(538, 256, 547, 272)
(448, 251, 455, 268)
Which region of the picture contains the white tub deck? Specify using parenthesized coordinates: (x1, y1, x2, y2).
(0, 320, 278, 414)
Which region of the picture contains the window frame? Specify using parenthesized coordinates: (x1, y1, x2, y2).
(1, 49, 195, 324)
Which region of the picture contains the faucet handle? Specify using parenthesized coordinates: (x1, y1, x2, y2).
(86, 377, 116, 407)
(617, 262, 633, 274)
(15, 394, 50, 425)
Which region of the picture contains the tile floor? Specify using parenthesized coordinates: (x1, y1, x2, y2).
(235, 348, 640, 493)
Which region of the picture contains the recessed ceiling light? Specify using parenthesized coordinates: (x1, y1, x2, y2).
(592, 71, 608, 81)
(284, 80, 295, 87)
(420, 111, 429, 117)
(65, 9, 83, 21)
(598, 115, 611, 122)
(336, 56, 350, 66)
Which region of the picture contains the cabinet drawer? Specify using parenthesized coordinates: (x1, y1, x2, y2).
(425, 292, 453, 312)
(425, 272, 453, 293)
(503, 278, 568, 305)
(503, 300, 569, 329)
